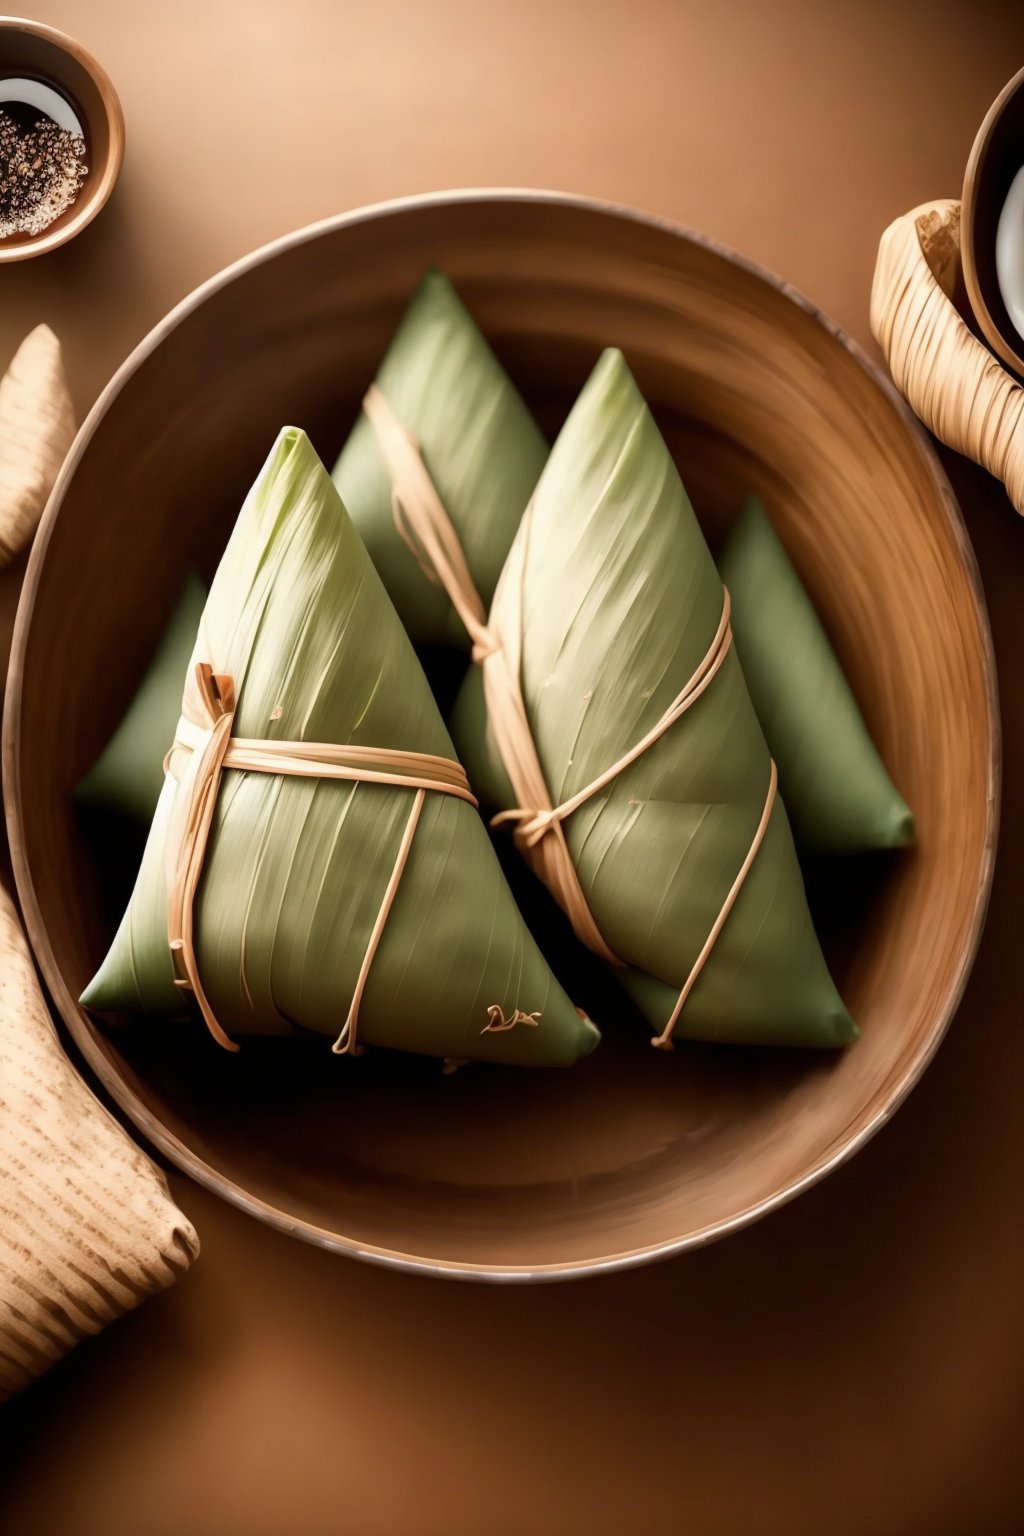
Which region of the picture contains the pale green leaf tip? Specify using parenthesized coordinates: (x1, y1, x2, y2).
(410, 266, 462, 319)
(79, 974, 102, 1009)
(585, 348, 639, 426)
(888, 802, 916, 848)
(578, 1015, 601, 1058)
(833, 1008, 860, 1046)
(274, 424, 311, 454)
(737, 492, 768, 536)
(260, 425, 328, 492)
(595, 345, 629, 384)
(730, 494, 777, 558)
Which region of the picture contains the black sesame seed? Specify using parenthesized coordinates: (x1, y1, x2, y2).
(0, 106, 88, 241)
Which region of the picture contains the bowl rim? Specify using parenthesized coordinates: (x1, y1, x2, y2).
(3, 187, 1001, 1281)
(0, 14, 125, 263)
(962, 63, 1024, 377)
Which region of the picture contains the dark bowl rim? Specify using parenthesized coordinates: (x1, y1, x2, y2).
(2, 187, 1002, 1281)
(961, 63, 1024, 378)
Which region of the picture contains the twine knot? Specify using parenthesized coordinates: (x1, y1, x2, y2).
(470, 629, 501, 665)
(481, 1005, 542, 1035)
(489, 804, 560, 847)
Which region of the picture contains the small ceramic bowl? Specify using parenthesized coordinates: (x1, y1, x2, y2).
(962, 64, 1024, 377)
(0, 15, 124, 262)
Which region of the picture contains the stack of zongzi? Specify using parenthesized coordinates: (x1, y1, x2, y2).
(83, 268, 914, 1069)
(82, 428, 598, 1067)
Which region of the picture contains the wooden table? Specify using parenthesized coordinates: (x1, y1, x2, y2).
(2, 3, 1023, 1532)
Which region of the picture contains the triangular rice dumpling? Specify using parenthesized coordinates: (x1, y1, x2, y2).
(83, 429, 598, 1068)
(450, 351, 856, 1049)
(719, 496, 914, 853)
(76, 572, 208, 822)
(332, 268, 547, 648)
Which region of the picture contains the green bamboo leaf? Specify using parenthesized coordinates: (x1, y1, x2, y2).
(719, 496, 914, 852)
(82, 429, 597, 1068)
(75, 573, 207, 822)
(332, 269, 548, 647)
(451, 350, 856, 1049)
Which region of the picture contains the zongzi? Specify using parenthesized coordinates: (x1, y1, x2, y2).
(82, 428, 598, 1068)
(332, 268, 548, 648)
(443, 349, 857, 1049)
(718, 496, 914, 853)
(76, 572, 208, 822)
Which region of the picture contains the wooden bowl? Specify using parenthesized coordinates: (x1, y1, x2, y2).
(0, 16, 124, 262)
(3, 192, 999, 1279)
(962, 64, 1024, 377)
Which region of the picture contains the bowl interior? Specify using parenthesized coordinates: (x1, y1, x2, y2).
(963, 65, 1024, 375)
(5, 196, 997, 1275)
(0, 18, 123, 258)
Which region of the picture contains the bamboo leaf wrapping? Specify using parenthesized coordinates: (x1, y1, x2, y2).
(76, 573, 208, 822)
(90, 275, 904, 861)
(719, 497, 914, 852)
(451, 351, 856, 1048)
(332, 269, 548, 647)
(82, 429, 598, 1067)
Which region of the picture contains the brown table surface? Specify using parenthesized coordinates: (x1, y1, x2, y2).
(2, 3, 1024, 1532)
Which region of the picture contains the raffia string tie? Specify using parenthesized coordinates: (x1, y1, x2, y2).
(364, 389, 779, 1043)
(481, 1005, 541, 1035)
(650, 757, 777, 1050)
(365, 385, 618, 962)
(364, 384, 495, 655)
(163, 661, 477, 1056)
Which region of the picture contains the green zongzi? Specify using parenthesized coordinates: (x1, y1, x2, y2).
(718, 496, 914, 853)
(76, 572, 207, 822)
(82, 428, 598, 1068)
(444, 350, 856, 1049)
(332, 268, 548, 648)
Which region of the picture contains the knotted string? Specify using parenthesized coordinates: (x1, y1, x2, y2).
(163, 660, 478, 1055)
(365, 388, 779, 1046)
(481, 1005, 541, 1034)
